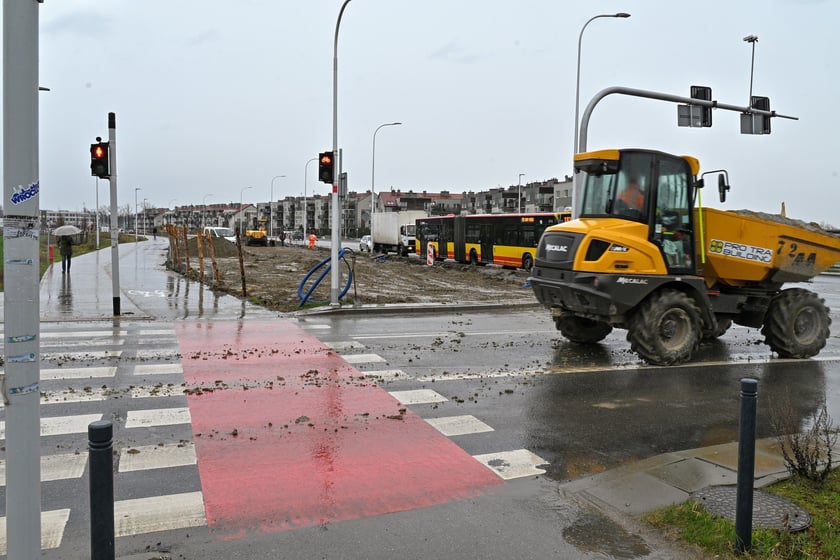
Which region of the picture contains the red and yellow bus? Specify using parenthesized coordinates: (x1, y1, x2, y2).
(416, 212, 571, 270)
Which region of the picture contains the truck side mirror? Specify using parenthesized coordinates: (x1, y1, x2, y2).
(718, 174, 730, 203)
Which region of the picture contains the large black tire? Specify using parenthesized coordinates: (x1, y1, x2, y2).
(761, 288, 830, 358)
(627, 289, 702, 365)
(522, 253, 534, 271)
(702, 317, 732, 340)
(555, 314, 613, 344)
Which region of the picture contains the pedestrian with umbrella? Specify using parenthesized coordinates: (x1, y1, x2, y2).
(53, 225, 81, 274)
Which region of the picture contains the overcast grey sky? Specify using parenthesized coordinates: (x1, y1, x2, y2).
(30, 0, 840, 225)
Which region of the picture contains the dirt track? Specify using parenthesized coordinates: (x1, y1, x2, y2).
(174, 241, 538, 313)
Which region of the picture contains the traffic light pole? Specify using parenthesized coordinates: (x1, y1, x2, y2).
(3, 0, 42, 556)
(331, 0, 351, 306)
(107, 112, 121, 316)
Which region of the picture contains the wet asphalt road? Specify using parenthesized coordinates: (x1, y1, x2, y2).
(304, 276, 840, 481)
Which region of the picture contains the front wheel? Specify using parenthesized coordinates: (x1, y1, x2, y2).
(627, 289, 702, 365)
(761, 288, 830, 358)
(555, 313, 612, 344)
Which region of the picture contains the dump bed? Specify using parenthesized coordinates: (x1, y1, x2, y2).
(697, 208, 840, 286)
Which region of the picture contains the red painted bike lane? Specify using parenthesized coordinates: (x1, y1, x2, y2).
(176, 320, 501, 538)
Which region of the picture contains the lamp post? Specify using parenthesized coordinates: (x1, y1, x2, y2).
(239, 186, 252, 235)
(371, 121, 402, 237)
(304, 157, 317, 244)
(572, 12, 630, 218)
(743, 34, 758, 103)
(269, 175, 286, 240)
(518, 173, 525, 214)
(134, 187, 141, 242)
(202, 194, 212, 230)
(331, 0, 352, 306)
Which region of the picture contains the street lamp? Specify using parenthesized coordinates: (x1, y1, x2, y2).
(518, 173, 525, 214)
(572, 12, 630, 217)
(202, 194, 213, 230)
(239, 186, 253, 235)
(304, 157, 317, 244)
(331, 0, 352, 306)
(371, 121, 402, 237)
(743, 34, 758, 103)
(134, 187, 141, 242)
(270, 175, 286, 240)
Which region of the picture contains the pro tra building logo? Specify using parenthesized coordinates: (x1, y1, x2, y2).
(708, 239, 773, 263)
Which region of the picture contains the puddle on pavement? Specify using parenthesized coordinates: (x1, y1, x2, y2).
(562, 510, 650, 559)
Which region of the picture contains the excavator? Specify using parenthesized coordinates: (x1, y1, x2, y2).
(529, 148, 840, 365)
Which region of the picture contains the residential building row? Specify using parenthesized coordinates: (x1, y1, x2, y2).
(40, 177, 572, 238)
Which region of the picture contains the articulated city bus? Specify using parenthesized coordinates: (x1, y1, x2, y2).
(416, 212, 571, 270)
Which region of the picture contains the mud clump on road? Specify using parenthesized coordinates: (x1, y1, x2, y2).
(171, 242, 537, 313)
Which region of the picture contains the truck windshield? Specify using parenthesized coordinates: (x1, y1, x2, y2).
(580, 152, 652, 223)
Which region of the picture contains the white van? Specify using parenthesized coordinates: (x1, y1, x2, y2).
(203, 227, 236, 243)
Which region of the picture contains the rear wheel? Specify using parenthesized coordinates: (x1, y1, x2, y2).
(555, 313, 612, 344)
(522, 253, 534, 271)
(627, 289, 702, 365)
(761, 288, 830, 358)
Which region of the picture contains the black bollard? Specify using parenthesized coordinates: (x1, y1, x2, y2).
(735, 378, 758, 553)
(89, 420, 115, 560)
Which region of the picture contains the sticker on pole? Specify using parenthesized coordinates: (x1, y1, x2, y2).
(427, 243, 434, 266)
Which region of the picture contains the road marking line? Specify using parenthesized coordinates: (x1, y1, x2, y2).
(114, 491, 206, 537)
(361, 369, 407, 381)
(0, 453, 87, 486)
(118, 442, 196, 472)
(138, 329, 176, 336)
(325, 340, 366, 351)
(135, 349, 181, 360)
(426, 415, 494, 437)
(40, 388, 109, 405)
(40, 330, 127, 339)
(125, 407, 191, 428)
(341, 353, 387, 365)
(388, 389, 448, 405)
(42, 350, 122, 361)
(130, 386, 186, 399)
(133, 364, 184, 376)
(40, 366, 117, 380)
(40, 339, 126, 348)
(473, 449, 548, 480)
(0, 508, 71, 553)
(0, 414, 103, 440)
(352, 329, 556, 340)
(298, 323, 331, 330)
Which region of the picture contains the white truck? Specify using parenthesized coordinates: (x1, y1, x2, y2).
(371, 210, 426, 256)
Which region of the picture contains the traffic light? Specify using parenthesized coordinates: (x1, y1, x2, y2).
(690, 85, 712, 127)
(90, 141, 110, 178)
(318, 151, 334, 184)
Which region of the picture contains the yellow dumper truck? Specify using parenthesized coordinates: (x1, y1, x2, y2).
(529, 148, 840, 365)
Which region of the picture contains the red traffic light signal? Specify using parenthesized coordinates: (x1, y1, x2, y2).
(90, 141, 110, 178)
(318, 151, 334, 184)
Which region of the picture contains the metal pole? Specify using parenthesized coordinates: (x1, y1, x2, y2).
(735, 378, 758, 553)
(3, 0, 42, 555)
(270, 175, 285, 240)
(331, 0, 352, 306)
(304, 157, 316, 244)
(572, 12, 630, 218)
(371, 122, 402, 237)
(95, 178, 100, 249)
(89, 420, 115, 560)
(743, 35, 758, 104)
(134, 187, 140, 242)
(109, 112, 121, 316)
